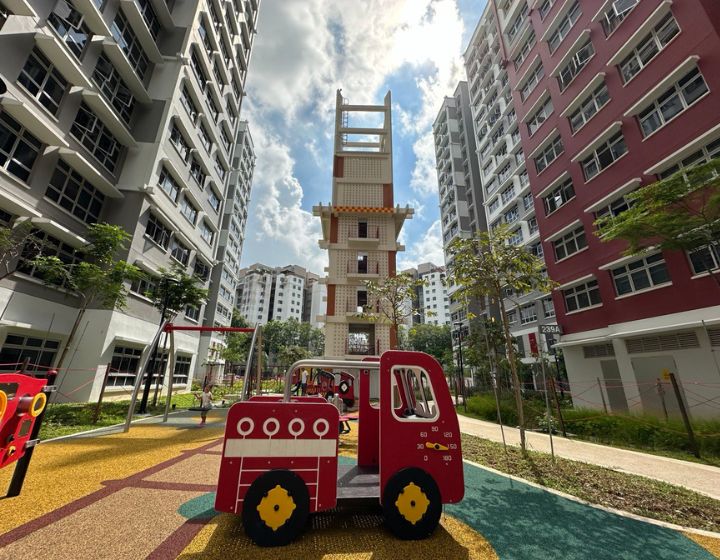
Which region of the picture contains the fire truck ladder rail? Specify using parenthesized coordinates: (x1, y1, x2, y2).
(282, 359, 380, 401)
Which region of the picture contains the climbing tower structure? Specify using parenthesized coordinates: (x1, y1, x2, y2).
(314, 90, 413, 359)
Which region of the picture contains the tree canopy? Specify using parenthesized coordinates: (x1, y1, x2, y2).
(146, 265, 208, 320)
(407, 323, 453, 369)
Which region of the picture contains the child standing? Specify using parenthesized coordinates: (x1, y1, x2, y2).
(196, 385, 213, 425)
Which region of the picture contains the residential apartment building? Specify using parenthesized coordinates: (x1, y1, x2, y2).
(463, 3, 558, 361)
(402, 263, 450, 326)
(506, 0, 720, 417)
(0, 0, 260, 401)
(432, 82, 486, 338)
(198, 120, 255, 374)
(236, 263, 319, 326)
(314, 90, 413, 358)
(303, 272, 325, 328)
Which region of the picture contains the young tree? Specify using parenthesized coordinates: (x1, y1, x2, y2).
(597, 158, 720, 284)
(0, 221, 45, 281)
(221, 311, 253, 365)
(362, 273, 428, 350)
(32, 223, 142, 369)
(446, 224, 555, 452)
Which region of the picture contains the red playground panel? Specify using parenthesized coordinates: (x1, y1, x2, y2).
(215, 350, 464, 547)
(0, 373, 48, 469)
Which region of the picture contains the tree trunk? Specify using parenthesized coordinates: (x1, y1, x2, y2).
(55, 307, 87, 370)
(498, 292, 526, 453)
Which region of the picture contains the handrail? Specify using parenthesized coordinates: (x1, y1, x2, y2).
(240, 324, 260, 401)
(283, 359, 380, 402)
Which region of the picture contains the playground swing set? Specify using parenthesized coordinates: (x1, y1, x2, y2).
(1, 322, 465, 547)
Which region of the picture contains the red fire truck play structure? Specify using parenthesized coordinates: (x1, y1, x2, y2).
(1, 372, 53, 497)
(215, 350, 464, 546)
(292, 368, 356, 407)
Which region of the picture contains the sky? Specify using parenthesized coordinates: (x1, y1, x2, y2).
(239, 0, 488, 276)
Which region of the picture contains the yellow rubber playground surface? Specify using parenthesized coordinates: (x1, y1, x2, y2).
(0, 412, 718, 560)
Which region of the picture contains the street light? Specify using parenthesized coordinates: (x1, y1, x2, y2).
(453, 321, 467, 412)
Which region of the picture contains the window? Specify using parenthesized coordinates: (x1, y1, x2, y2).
(110, 11, 150, 80)
(638, 68, 708, 137)
(520, 304, 537, 324)
(507, 3, 529, 43)
(17, 230, 80, 285)
(563, 279, 601, 312)
(206, 91, 220, 122)
(488, 197, 500, 214)
(180, 86, 199, 123)
(391, 366, 439, 421)
(507, 310, 518, 325)
(48, 0, 91, 57)
(688, 245, 720, 275)
(553, 225, 587, 260)
(208, 188, 221, 213)
(543, 177, 575, 215)
(185, 305, 200, 321)
(505, 205, 519, 224)
(136, 0, 160, 38)
(514, 31, 536, 70)
(108, 345, 142, 386)
(0, 334, 60, 373)
(528, 216, 539, 234)
(220, 127, 232, 153)
(170, 237, 190, 265)
(500, 185, 516, 205)
(0, 111, 42, 182)
(534, 135, 564, 174)
(619, 14, 679, 83)
(581, 131, 627, 180)
(659, 138, 720, 179)
(130, 275, 155, 298)
(569, 83, 610, 133)
(179, 196, 198, 224)
(200, 220, 214, 244)
(194, 258, 210, 281)
(190, 50, 208, 86)
(198, 19, 213, 53)
(214, 156, 227, 181)
(601, 0, 638, 36)
(71, 103, 123, 173)
(18, 49, 68, 115)
(145, 213, 170, 248)
(190, 157, 206, 186)
(558, 40, 595, 91)
(548, 1, 581, 53)
(46, 159, 105, 223)
(594, 193, 634, 222)
(527, 97, 554, 136)
(158, 166, 180, 202)
(198, 123, 213, 152)
(92, 54, 135, 124)
(612, 253, 670, 296)
(170, 124, 191, 162)
(520, 63, 545, 102)
(509, 228, 524, 245)
(538, 0, 554, 20)
(173, 355, 192, 385)
(542, 297, 555, 318)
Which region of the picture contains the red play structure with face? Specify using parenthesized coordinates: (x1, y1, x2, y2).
(0, 373, 48, 469)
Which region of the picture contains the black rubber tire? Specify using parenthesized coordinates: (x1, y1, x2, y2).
(242, 470, 310, 547)
(382, 467, 442, 540)
(342, 398, 355, 409)
(338, 380, 350, 394)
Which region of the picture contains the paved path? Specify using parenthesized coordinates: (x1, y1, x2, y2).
(458, 415, 720, 500)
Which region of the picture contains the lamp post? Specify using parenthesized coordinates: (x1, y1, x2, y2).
(139, 276, 179, 414)
(453, 321, 467, 412)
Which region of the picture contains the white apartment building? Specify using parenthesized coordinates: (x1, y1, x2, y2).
(463, 3, 557, 361)
(420, 266, 450, 326)
(0, 0, 260, 401)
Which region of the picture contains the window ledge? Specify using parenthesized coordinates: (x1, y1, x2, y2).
(555, 245, 589, 265)
(614, 282, 673, 300)
(129, 291, 154, 304)
(639, 90, 710, 143)
(691, 269, 720, 281)
(143, 234, 169, 253)
(583, 151, 629, 184)
(565, 303, 603, 316)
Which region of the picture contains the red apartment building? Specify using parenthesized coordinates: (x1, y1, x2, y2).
(504, 0, 720, 417)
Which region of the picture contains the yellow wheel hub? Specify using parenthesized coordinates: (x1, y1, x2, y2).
(395, 482, 430, 525)
(256, 484, 296, 531)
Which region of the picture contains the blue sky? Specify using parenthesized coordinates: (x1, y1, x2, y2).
(239, 0, 488, 275)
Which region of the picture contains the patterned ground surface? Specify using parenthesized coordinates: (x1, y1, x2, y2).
(0, 411, 717, 559)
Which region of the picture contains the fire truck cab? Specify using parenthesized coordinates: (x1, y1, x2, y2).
(215, 350, 464, 547)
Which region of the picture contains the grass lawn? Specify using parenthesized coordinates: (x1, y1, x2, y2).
(462, 433, 720, 533)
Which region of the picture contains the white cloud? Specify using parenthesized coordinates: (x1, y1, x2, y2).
(398, 219, 445, 270)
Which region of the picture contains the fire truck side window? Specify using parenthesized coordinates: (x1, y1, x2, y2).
(391, 366, 439, 421)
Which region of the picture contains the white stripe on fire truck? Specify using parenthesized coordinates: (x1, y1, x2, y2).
(224, 438, 336, 458)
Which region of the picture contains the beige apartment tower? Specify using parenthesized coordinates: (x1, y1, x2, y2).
(314, 90, 412, 358)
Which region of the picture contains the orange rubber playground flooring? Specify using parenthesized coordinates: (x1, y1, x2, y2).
(0, 411, 718, 559)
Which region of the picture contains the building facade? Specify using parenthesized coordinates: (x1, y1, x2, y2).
(0, 0, 260, 401)
(314, 90, 413, 358)
(402, 262, 450, 326)
(505, 0, 720, 417)
(462, 4, 559, 365)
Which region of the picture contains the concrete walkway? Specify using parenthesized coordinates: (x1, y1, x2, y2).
(458, 415, 720, 500)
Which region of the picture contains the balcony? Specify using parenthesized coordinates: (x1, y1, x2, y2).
(348, 226, 380, 247)
(347, 260, 379, 279)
